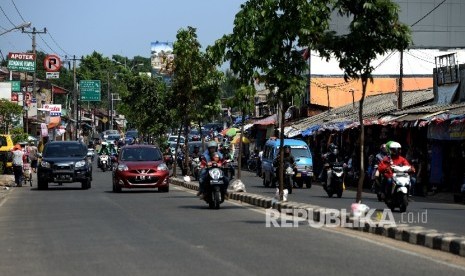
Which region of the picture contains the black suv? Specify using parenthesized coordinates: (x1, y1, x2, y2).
(37, 141, 92, 190)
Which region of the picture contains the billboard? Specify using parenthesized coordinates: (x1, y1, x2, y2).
(329, 0, 465, 49)
(150, 41, 174, 76)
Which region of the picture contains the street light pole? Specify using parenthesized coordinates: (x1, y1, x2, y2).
(0, 22, 31, 36)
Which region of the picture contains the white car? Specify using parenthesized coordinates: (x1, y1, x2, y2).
(168, 135, 185, 144)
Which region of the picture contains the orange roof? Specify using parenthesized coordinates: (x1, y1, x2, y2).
(309, 77, 433, 108)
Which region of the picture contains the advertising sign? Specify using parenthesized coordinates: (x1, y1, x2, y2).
(7, 52, 36, 72)
(150, 41, 174, 76)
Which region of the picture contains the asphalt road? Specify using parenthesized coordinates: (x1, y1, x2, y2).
(231, 169, 465, 236)
(0, 164, 464, 275)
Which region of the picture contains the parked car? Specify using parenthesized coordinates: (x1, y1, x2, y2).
(112, 144, 170, 192)
(37, 141, 93, 190)
(261, 138, 314, 188)
(0, 134, 14, 173)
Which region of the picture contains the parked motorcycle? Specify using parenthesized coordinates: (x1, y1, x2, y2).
(203, 162, 227, 209)
(386, 165, 411, 212)
(323, 162, 345, 198)
(98, 154, 110, 172)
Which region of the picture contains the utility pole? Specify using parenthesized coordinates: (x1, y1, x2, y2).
(64, 55, 82, 140)
(397, 50, 404, 110)
(22, 27, 46, 134)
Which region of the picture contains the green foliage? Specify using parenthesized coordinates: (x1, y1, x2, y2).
(10, 127, 29, 144)
(171, 26, 223, 126)
(118, 74, 170, 142)
(315, 0, 411, 202)
(0, 99, 23, 133)
(317, 0, 412, 82)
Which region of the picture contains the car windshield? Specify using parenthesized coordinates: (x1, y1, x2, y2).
(120, 147, 162, 161)
(126, 131, 138, 138)
(0, 136, 6, 147)
(44, 144, 87, 157)
(289, 147, 311, 158)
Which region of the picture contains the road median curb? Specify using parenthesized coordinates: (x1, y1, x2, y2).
(171, 177, 465, 257)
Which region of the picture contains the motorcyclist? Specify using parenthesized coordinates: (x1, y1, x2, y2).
(320, 143, 343, 189)
(378, 142, 414, 201)
(191, 145, 201, 159)
(273, 145, 296, 193)
(98, 143, 110, 168)
(197, 141, 228, 198)
(220, 143, 234, 179)
(98, 143, 110, 155)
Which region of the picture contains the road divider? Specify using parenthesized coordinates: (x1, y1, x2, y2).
(171, 177, 465, 257)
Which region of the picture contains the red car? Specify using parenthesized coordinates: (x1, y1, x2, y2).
(112, 145, 170, 192)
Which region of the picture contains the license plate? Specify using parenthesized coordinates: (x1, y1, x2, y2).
(55, 175, 71, 181)
(296, 173, 301, 178)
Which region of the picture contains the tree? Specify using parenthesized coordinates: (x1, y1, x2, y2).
(213, 0, 332, 198)
(317, 0, 411, 203)
(171, 26, 223, 177)
(118, 74, 170, 143)
(0, 99, 23, 133)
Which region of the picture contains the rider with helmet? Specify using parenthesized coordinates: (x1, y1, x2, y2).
(197, 141, 225, 198)
(320, 143, 343, 188)
(378, 142, 414, 200)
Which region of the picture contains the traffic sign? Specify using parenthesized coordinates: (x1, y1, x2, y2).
(46, 72, 60, 79)
(7, 52, 36, 72)
(10, 81, 21, 92)
(79, 80, 101, 101)
(44, 54, 62, 72)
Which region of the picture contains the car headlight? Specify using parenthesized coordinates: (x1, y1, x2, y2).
(117, 164, 129, 171)
(157, 163, 169, 171)
(75, 160, 86, 168)
(40, 161, 50, 168)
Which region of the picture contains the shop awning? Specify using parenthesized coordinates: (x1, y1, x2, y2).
(253, 114, 276, 126)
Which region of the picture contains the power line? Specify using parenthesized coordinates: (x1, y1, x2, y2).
(411, 0, 447, 27)
(10, 0, 26, 22)
(38, 33, 56, 54)
(0, 4, 16, 27)
(48, 32, 71, 56)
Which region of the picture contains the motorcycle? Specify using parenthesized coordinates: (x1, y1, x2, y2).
(273, 161, 294, 194)
(386, 165, 411, 212)
(203, 161, 227, 209)
(323, 162, 345, 198)
(98, 154, 110, 172)
(163, 153, 174, 170)
(223, 158, 235, 180)
(191, 156, 201, 181)
(247, 154, 259, 172)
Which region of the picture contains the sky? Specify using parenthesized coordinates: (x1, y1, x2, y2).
(1, 0, 464, 75)
(0, 0, 245, 60)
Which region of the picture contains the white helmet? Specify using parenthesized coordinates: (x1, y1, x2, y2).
(389, 142, 401, 155)
(389, 142, 401, 149)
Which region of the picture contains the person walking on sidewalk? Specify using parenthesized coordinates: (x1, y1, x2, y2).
(27, 141, 39, 173)
(11, 144, 26, 187)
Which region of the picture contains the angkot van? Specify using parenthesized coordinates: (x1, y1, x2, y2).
(261, 138, 313, 188)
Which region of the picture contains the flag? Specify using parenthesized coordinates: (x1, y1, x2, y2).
(302, 48, 310, 60)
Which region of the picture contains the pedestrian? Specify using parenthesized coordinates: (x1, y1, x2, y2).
(27, 141, 39, 173)
(11, 144, 26, 187)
